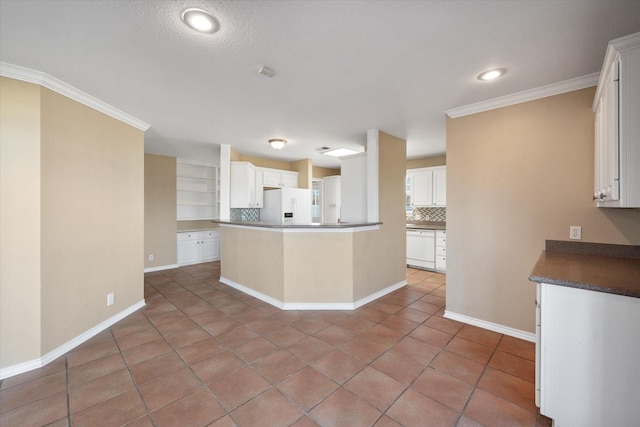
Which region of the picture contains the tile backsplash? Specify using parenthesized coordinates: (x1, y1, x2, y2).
(230, 208, 260, 222)
(407, 207, 446, 222)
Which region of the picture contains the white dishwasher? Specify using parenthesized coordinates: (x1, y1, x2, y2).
(406, 229, 435, 269)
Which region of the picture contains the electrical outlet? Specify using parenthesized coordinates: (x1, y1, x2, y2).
(570, 226, 582, 240)
(107, 293, 114, 306)
(148, 254, 154, 261)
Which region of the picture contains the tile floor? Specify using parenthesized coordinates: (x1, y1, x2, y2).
(0, 262, 551, 427)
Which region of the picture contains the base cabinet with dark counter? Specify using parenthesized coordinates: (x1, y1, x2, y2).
(529, 241, 640, 426)
(406, 224, 446, 272)
(177, 230, 220, 266)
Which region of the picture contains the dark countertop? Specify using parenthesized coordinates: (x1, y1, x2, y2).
(213, 220, 382, 229)
(406, 221, 446, 230)
(529, 240, 640, 298)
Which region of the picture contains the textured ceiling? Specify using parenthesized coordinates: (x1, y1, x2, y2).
(1, 0, 639, 167)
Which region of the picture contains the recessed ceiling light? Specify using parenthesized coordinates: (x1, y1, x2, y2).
(477, 68, 506, 81)
(322, 147, 361, 157)
(181, 8, 219, 34)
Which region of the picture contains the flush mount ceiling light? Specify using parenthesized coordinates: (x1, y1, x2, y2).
(181, 8, 219, 34)
(477, 68, 506, 81)
(268, 139, 287, 150)
(322, 147, 361, 157)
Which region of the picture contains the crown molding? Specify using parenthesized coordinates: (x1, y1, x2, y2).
(446, 72, 600, 119)
(0, 62, 150, 131)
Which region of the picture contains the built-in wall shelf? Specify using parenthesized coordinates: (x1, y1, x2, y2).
(177, 159, 219, 220)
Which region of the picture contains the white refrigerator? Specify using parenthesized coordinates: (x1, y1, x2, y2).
(261, 188, 312, 224)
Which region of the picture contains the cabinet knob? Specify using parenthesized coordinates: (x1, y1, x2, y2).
(592, 193, 606, 201)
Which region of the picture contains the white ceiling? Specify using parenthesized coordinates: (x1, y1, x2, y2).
(1, 1, 639, 167)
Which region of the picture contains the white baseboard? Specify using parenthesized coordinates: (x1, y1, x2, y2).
(444, 310, 536, 342)
(352, 280, 408, 309)
(0, 299, 146, 380)
(219, 277, 285, 309)
(219, 277, 407, 311)
(144, 264, 179, 273)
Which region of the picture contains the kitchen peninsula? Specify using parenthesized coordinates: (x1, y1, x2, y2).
(215, 219, 410, 310)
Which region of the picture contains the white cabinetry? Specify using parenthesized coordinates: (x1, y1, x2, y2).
(435, 230, 446, 272)
(340, 153, 367, 223)
(177, 160, 219, 220)
(322, 176, 341, 223)
(593, 32, 640, 208)
(537, 283, 640, 426)
(407, 166, 446, 208)
(406, 229, 435, 269)
(230, 162, 263, 208)
(177, 230, 220, 266)
(260, 168, 298, 188)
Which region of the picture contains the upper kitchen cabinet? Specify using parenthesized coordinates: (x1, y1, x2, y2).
(230, 161, 263, 208)
(407, 166, 446, 207)
(593, 32, 640, 208)
(260, 167, 299, 188)
(177, 159, 219, 220)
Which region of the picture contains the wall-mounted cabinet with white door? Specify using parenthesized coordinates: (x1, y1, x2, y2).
(407, 166, 446, 208)
(177, 160, 219, 220)
(177, 230, 220, 266)
(260, 167, 298, 188)
(593, 32, 640, 208)
(230, 161, 263, 208)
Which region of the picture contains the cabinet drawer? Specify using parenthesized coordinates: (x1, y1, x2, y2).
(436, 237, 446, 247)
(436, 246, 446, 257)
(177, 232, 197, 241)
(436, 256, 446, 271)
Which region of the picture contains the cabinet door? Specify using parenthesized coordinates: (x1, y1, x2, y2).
(255, 169, 264, 208)
(410, 171, 433, 207)
(323, 177, 341, 223)
(177, 233, 199, 265)
(281, 172, 299, 188)
(230, 162, 257, 208)
(594, 59, 620, 204)
(262, 170, 281, 187)
(433, 168, 447, 206)
(200, 231, 220, 262)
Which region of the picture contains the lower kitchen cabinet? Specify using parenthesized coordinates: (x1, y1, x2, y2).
(537, 282, 640, 426)
(407, 228, 446, 272)
(177, 230, 220, 266)
(406, 229, 435, 269)
(435, 230, 446, 272)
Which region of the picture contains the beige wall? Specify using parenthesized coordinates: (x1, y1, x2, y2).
(283, 232, 353, 302)
(312, 166, 341, 178)
(235, 153, 292, 170)
(290, 159, 312, 189)
(446, 87, 640, 334)
(40, 87, 144, 354)
(354, 131, 407, 299)
(220, 227, 285, 300)
(407, 155, 446, 170)
(145, 154, 177, 268)
(0, 76, 145, 371)
(0, 78, 43, 368)
(177, 221, 219, 231)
